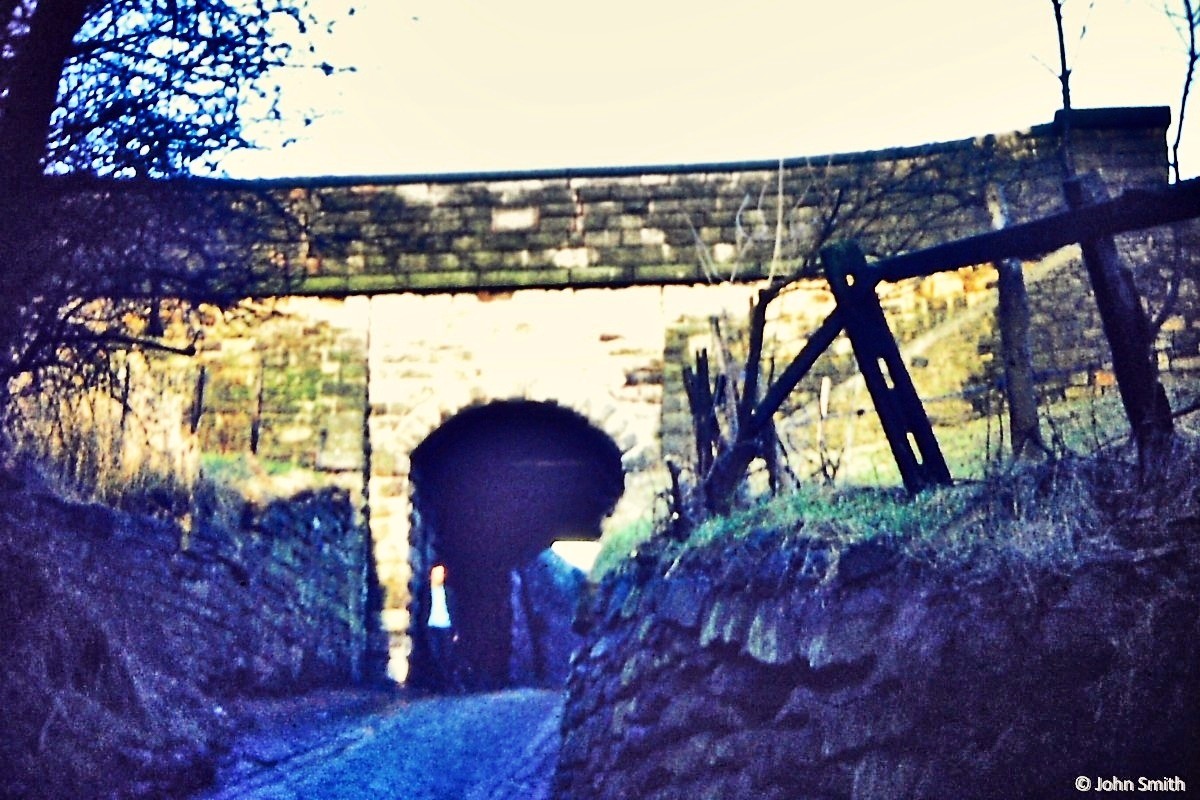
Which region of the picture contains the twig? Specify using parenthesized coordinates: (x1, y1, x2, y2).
(37, 695, 68, 754)
(1172, 397, 1200, 418)
(1050, 0, 1077, 177)
(1170, 0, 1198, 183)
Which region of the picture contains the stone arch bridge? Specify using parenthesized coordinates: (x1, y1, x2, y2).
(120, 107, 1191, 681)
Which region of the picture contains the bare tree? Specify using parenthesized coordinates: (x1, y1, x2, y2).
(1151, 0, 1200, 344)
(0, 0, 344, 425)
(1049, 0, 1077, 178)
(1, 0, 340, 181)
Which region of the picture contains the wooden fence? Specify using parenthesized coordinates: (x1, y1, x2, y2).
(759, 174, 1200, 493)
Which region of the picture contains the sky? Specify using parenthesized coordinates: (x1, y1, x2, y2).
(217, 0, 1196, 180)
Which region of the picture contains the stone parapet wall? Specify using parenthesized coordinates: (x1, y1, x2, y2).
(554, 517, 1200, 799)
(243, 108, 1170, 296)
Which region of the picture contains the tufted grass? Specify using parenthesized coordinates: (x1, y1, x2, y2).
(691, 457, 1099, 566)
(592, 517, 657, 580)
(591, 365, 1200, 582)
(593, 433, 1199, 582)
(836, 372, 1198, 486)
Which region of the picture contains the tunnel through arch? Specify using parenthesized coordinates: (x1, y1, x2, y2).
(407, 400, 624, 691)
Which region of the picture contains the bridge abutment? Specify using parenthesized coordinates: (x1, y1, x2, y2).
(363, 287, 672, 679)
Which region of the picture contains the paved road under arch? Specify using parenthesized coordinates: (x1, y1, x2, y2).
(194, 689, 561, 800)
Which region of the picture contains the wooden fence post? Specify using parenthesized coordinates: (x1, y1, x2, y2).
(987, 183, 1045, 459)
(1063, 173, 1174, 477)
(822, 240, 952, 493)
(681, 348, 721, 477)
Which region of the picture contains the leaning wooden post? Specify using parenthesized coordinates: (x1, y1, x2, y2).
(822, 240, 953, 493)
(1063, 173, 1174, 478)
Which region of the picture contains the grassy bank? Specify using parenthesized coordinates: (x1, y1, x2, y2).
(594, 425, 1200, 583)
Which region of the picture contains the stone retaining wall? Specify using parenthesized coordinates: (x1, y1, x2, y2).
(554, 498, 1200, 799)
(0, 467, 385, 798)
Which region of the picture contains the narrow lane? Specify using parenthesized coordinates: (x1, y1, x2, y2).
(196, 689, 562, 800)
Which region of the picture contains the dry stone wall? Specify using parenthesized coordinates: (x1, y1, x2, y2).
(554, 521, 1200, 800)
(0, 466, 385, 799)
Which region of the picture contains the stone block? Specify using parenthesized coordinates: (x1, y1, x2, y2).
(569, 265, 628, 285)
(478, 268, 570, 288)
(583, 230, 619, 247)
(744, 603, 796, 665)
(633, 263, 703, 282)
(658, 575, 710, 629)
(407, 270, 479, 289)
(658, 692, 747, 734)
(704, 660, 760, 699)
(836, 539, 901, 584)
(852, 752, 918, 800)
(551, 246, 592, 269)
(660, 732, 717, 777)
(699, 595, 753, 648)
(802, 619, 879, 675)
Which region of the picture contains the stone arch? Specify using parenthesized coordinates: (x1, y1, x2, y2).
(405, 399, 624, 691)
(363, 290, 667, 682)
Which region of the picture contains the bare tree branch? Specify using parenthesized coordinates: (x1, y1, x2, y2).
(1050, 0, 1077, 178)
(1169, 0, 1199, 182)
(0, 0, 335, 425)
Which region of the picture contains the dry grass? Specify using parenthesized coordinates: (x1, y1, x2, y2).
(594, 434, 1200, 582)
(0, 462, 228, 799)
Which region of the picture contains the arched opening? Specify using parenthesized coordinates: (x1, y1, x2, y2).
(407, 400, 624, 691)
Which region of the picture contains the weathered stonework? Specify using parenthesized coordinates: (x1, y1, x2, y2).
(66, 106, 1200, 682)
(5, 105, 1195, 797)
(553, 493, 1200, 799)
(241, 108, 1171, 295)
(191, 298, 370, 474)
(364, 287, 671, 678)
(178, 257, 1199, 681)
(0, 467, 384, 799)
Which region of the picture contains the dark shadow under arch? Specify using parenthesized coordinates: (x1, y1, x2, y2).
(408, 400, 624, 691)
